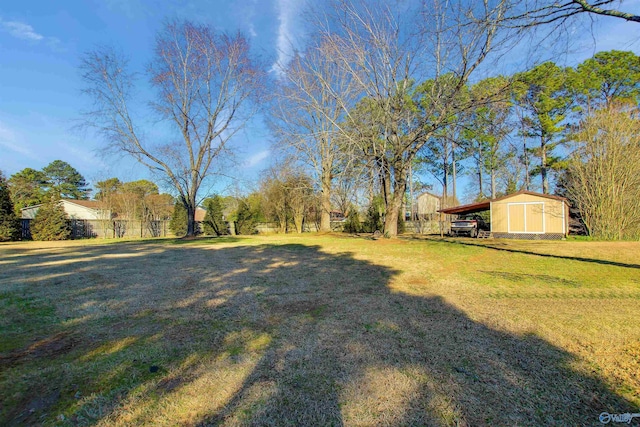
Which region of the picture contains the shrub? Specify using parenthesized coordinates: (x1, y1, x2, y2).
(363, 206, 383, 233)
(235, 199, 258, 235)
(31, 198, 71, 241)
(202, 195, 228, 236)
(0, 172, 19, 241)
(343, 208, 362, 233)
(169, 201, 187, 237)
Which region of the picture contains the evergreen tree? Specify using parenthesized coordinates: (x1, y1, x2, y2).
(0, 172, 20, 241)
(31, 197, 71, 241)
(234, 197, 259, 235)
(343, 208, 362, 233)
(202, 195, 227, 236)
(514, 62, 573, 194)
(8, 168, 48, 212)
(574, 50, 640, 111)
(169, 201, 187, 237)
(43, 160, 91, 199)
(363, 196, 384, 233)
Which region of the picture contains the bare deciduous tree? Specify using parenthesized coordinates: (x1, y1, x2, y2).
(505, 0, 640, 28)
(271, 39, 360, 232)
(259, 163, 315, 234)
(315, 0, 514, 236)
(567, 104, 640, 240)
(284, 172, 314, 234)
(81, 21, 263, 236)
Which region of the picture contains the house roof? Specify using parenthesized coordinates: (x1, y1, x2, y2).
(438, 190, 569, 215)
(21, 198, 103, 212)
(195, 207, 207, 222)
(61, 199, 103, 209)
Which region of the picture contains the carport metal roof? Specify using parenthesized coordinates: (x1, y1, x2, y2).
(438, 200, 490, 215)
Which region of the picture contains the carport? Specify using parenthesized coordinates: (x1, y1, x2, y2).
(439, 190, 570, 240)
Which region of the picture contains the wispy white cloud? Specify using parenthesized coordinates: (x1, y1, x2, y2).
(244, 149, 270, 168)
(0, 17, 63, 51)
(0, 19, 44, 41)
(0, 122, 40, 159)
(271, 0, 306, 77)
(233, 0, 258, 38)
(248, 23, 258, 38)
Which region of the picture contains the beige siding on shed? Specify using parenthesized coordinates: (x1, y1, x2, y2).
(491, 193, 566, 234)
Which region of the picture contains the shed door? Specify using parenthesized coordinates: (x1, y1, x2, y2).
(525, 203, 544, 233)
(508, 202, 545, 233)
(508, 204, 525, 232)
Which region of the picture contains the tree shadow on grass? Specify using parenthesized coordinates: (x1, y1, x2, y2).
(0, 240, 637, 426)
(420, 236, 640, 270)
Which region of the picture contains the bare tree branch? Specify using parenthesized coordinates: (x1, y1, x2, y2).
(80, 21, 263, 236)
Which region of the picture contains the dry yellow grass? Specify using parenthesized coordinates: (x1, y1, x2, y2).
(0, 234, 638, 426)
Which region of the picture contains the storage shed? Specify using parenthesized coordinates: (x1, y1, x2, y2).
(439, 190, 570, 240)
(490, 191, 569, 239)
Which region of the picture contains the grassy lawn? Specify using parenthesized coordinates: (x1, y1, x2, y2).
(1, 234, 639, 426)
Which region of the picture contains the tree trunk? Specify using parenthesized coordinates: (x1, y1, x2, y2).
(186, 201, 196, 237)
(452, 148, 457, 203)
(541, 137, 548, 194)
(477, 150, 484, 198)
(380, 158, 391, 210)
(294, 212, 304, 233)
(491, 169, 496, 199)
(443, 159, 449, 203)
(384, 171, 407, 238)
(524, 138, 530, 191)
(409, 163, 414, 221)
(320, 172, 332, 232)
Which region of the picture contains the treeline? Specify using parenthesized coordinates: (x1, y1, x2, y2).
(94, 178, 173, 238)
(271, 46, 640, 240)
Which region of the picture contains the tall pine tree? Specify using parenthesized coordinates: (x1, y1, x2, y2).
(514, 62, 572, 194)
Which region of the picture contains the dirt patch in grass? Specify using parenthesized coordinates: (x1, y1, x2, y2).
(0, 332, 81, 367)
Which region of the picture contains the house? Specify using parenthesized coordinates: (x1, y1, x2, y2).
(21, 199, 111, 220)
(194, 207, 207, 222)
(414, 192, 441, 220)
(439, 190, 570, 239)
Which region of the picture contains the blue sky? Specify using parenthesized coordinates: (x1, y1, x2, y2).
(1, 0, 639, 200)
(0, 0, 308, 193)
